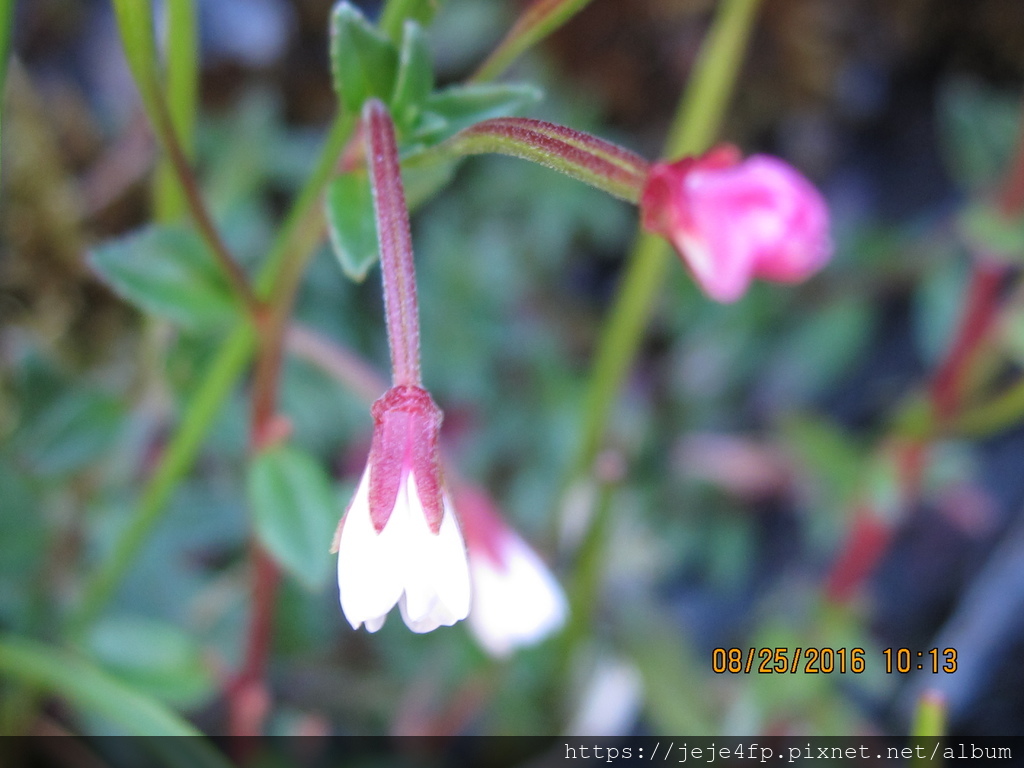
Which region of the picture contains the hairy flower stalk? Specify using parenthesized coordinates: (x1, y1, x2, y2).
(367, 99, 421, 389)
(431, 118, 650, 203)
(333, 99, 470, 633)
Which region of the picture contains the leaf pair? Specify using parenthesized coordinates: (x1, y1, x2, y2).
(325, 2, 540, 282)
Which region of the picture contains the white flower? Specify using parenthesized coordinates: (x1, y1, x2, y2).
(468, 530, 568, 657)
(456, 486, 568, 656)
(334, 385, 470, 633)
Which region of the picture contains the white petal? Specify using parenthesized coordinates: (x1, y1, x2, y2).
(397, 478, 471, 633)
(335, 467, 405, 631)
(468, 533, 568, 657)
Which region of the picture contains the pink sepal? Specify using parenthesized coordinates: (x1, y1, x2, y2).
(368, 386, 445, 534)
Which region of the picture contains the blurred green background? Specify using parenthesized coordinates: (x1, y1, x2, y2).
(2, 0, 1024, 740)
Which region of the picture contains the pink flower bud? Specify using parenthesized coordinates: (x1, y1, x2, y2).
(641, 145, 832, 303)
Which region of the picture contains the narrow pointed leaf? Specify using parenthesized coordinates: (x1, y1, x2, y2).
(248, 445, 338, 589)
(0, 635, 225, 751)
(86, 616, 214, 707)
(325, 171, 380, 281)
(88, 226, 238, 329)
(20, 391, 124, 477)
(330, 2, 399, 113)
(390, 21, 434, 133)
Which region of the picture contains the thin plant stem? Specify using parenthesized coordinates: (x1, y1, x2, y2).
(227, 547, 279, 737)
(112, 0, 260, 318)
(70, 323, 256, 632)
(571, 0, 762, 480)
(0, 0, 17, 184)
(956, 376, 1024, 436)
(429, 117, 649, 203)
(911, 690, 947, 739)
(929, 116, 1024, 429)
(471, 0, 594, 84)
(556, 0, 762, 689)
(929, 263, 1004, 424)
(287, 323, 385, 403)
(826, 102, 1024, 603)
(148, 93, 263, 318)
(70, 115, 355, 632)
(365, 99, 422, 389)
(153, 0, 198, 221)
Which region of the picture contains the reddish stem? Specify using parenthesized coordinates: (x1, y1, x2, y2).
(455, 119, 649, 198)
(364, 99, 422, 389)
(831, 111, 1024, 603)
(228, 546, 280, 737)
(928, 113, 1024, 428)
(468, 118, 650, 179)
(997, 121, 1024, 218)
(929, 263, 1005, 425)
(824, 507, 891, 603)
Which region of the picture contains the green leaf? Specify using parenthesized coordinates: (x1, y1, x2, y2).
(0, 635, 226, 751)
(248, 445, 339, 589)
(20, 390, 124, 477)
(414, 83, 541, 144)
(330, 2, 399, 114)
(325, 171, 380, 281)
(0, 463, 45, 627)
(402, 156, 457, 210)
(85, 616, 214, 707)
(390, 21, 434, 133)
(89, 226, 238, 329)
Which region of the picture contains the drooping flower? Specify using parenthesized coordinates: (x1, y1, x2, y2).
(334, 385, 470, 633)
(641, 144, 832, 303)
(455, 486, 567, 657)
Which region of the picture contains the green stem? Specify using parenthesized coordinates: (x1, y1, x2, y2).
(911, 689, 947, 740)
(558, 0, 761, 698)
(71, 324, 255, 632)
(665, 0, 763, 159)
(69, 115, 355, 631)
(0, 0, 17, 185)
(954, 376, 1024, 436)
(572, 0, 761, 480)
(112, 0, 260, 318)
(471, 0, 594, 83)
(154, 0, 198, 221)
